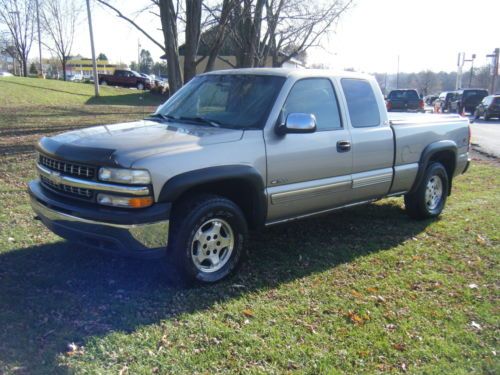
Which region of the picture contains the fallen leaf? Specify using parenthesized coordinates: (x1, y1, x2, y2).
(468, 283, 478, 289)
(366, 287, 378, 293)
(351, 290, 363, 298)
(393, 343, 406, 351)
(242, 309, 254, 318)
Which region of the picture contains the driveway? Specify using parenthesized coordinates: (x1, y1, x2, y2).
(470, 117, 500, 158)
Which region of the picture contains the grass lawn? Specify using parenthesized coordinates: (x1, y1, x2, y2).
(0, 77, 499, 374)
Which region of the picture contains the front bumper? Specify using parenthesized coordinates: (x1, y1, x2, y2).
(29, 180, 170, 258)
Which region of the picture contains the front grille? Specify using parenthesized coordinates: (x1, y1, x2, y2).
(39, 154, 96, 179)
(41, 175, 93, 200)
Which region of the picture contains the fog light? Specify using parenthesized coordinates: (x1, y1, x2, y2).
(97, 193, 153, 208)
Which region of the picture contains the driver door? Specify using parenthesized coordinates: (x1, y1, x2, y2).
(264, 78, 353, 223)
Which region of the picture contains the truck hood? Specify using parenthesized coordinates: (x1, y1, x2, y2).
(37, 120, 244, 167)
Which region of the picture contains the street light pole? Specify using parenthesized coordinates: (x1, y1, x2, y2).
(85, 0, 99, 97)
(35, 0, 43, 76)
(487, 48, 499, 94)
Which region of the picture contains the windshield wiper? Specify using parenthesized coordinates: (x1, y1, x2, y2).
(178, 116, 221, 128)
(146, 113, 176, 122)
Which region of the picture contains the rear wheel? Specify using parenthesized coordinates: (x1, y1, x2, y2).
(101, 80, 108, 86)
(168, 194, 248, 284)
(404, 162, 449, 219)
(484, 112, 490, 121)
(137, 82, 145, 90)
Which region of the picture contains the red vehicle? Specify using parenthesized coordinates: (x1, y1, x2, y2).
(98, 69, 152, 90)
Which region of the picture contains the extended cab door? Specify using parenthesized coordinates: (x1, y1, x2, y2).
(264, 77, 353, 223)
(340, 78, 394, 202)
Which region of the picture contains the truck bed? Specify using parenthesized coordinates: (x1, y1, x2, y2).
(389, 112, 470, 177)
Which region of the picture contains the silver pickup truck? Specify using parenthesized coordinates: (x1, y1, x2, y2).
(29, 69, 471, 284)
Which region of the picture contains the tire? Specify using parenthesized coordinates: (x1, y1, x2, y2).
(137, 82, 145, 90)
(474, 110, 480, 119)
(404, 162, 449, 220)
(168, 194, 248, 284)
(484, 112, 490, 121)
(101, 80, 108, 86)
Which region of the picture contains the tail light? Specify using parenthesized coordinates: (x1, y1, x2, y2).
(419, 99, 424, 109)
(386, 100, 392, 111)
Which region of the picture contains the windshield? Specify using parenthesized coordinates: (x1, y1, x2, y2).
(388, 90, 419, 100)
(155, 74, 286, 129)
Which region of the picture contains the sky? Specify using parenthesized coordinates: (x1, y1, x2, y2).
(63, 0, 499, 74)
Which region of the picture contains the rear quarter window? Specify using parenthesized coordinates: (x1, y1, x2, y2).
(341, 78, 380, 128)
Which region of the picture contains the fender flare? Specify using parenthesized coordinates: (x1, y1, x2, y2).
(409, 140, 457, 194)
(158, 165, 267, 227)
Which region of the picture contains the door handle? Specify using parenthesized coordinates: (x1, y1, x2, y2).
(337, 140, 351, 152)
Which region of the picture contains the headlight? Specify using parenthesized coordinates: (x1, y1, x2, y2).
(98, 167, 151, 185)
(97, 193, 153, 208)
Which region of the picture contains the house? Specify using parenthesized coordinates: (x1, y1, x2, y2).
(162, 28, 305, 76)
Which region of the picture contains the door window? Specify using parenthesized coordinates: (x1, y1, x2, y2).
(282, 78, 342, 130)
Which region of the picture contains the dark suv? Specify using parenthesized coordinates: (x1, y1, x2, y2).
(450, 89, 488, 114)
(474, 95, 500, 120)
(385, 89, 424, 112)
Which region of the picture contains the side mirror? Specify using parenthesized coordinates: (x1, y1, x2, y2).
(276, 113, 317, 135)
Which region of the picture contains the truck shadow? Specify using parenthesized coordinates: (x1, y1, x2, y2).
(0, 201, 431, 374)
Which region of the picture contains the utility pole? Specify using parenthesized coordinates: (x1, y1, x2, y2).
(456, 52, 465, 90)
(487, 48, 499, 94)
(396, 55, 400, 89)
(85, 0, 99, 97)
(35, 0, 43, 76)
(463, 53, 476, 88)
(137, 39, 141, 72)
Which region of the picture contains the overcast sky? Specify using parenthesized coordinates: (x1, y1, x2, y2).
(66, 0, 498, 73)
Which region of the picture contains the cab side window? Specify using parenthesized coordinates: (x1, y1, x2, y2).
(282, 78, 342, 130)
(341, 78, 381, 128)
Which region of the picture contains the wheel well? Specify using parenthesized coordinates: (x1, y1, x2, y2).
(171, 179, 264, 229)
(429, 150, 456, 195)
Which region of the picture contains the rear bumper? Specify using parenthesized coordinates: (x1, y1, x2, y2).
(29, 180, 170, 258)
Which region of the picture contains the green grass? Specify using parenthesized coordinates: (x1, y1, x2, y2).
(0, 79, 499, 374)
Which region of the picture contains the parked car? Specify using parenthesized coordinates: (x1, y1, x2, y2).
(98, 69, 152, 90)
(385, 89, 424, 112)
(424, 94, 439, 106)
(68, 73, 84, 82)
(449, 89, 488, 114)
(474, 95, 500, 120)
(29, 69, 471, 284)
(435, 91, 457, 113)
(0, 71, 13, 77)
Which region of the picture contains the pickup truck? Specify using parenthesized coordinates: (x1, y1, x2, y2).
(385, 89, 424, 112)
(98, 69, 152, 90)
(29, 69, 471, 284)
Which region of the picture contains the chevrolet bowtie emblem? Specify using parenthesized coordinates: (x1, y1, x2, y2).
(47, 170, 63, 185)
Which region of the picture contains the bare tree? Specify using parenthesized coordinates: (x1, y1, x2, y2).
(40, 0, 81, 81)
(0, 0, 36, 76)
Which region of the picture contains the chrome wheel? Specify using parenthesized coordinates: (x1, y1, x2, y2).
(425, 175, 443, 210)
(191, 218, 234, 273)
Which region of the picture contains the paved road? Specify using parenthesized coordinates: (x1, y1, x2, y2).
(470, 117, 500, 158)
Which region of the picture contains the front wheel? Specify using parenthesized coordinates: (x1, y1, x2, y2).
(168, 194, 248, 284)
(404, 162, 449, 219)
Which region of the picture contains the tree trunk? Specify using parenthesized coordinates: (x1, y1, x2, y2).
(159, 0, 182, 94)
(62, 58, 67, 81)
(21, 55, 28, 77)
(205, 0, 232, 72)
(183, 0, 201, 83)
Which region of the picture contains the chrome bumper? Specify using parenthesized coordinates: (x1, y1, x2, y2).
(30, 194, 169, 259)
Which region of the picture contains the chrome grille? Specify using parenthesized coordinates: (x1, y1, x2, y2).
(41, 176, 93, 199)
(39, 154, 95, 179)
